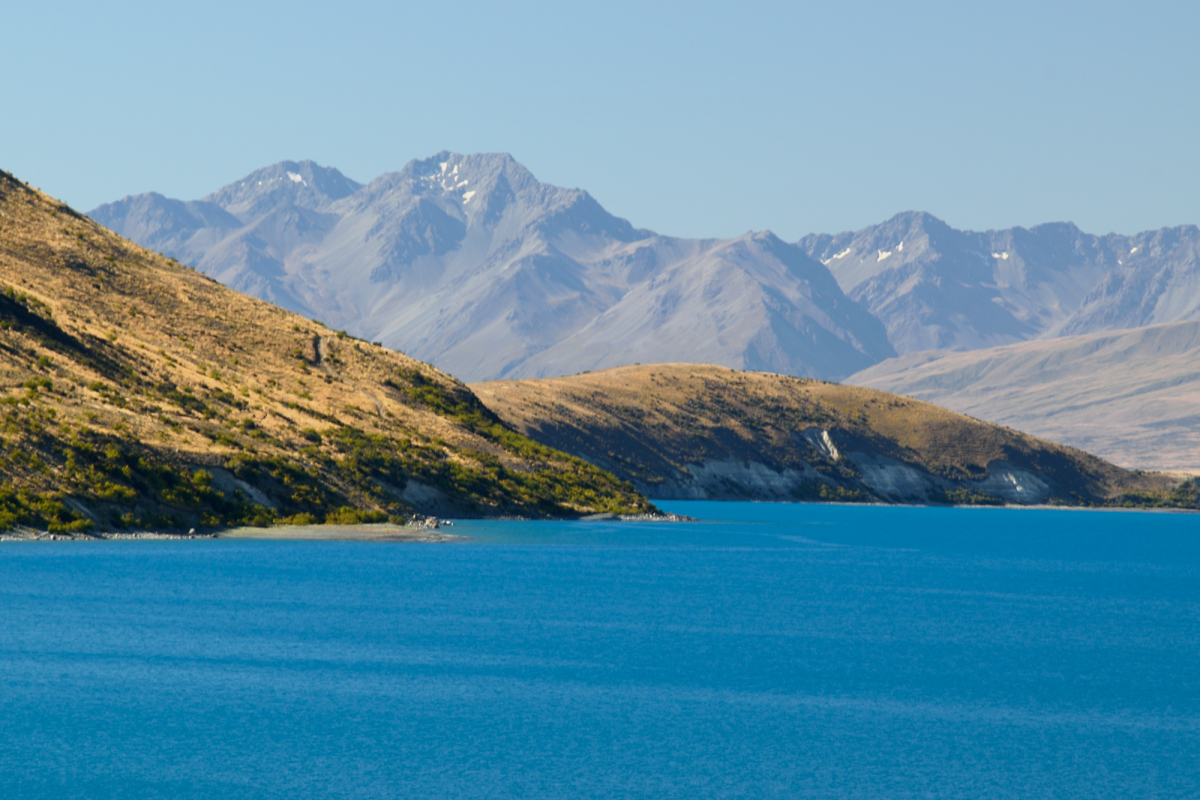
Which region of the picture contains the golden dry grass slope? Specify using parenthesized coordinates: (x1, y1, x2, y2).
(472, 363, 1197, 507)
(0, 170, 652, 533)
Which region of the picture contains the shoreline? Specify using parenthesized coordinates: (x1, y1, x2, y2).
(650, 499, 1200, 514)
(2, 503, 1193, 543)
(0, 512, 691, 543)
(218, 523, 461, 542)
(0, 522, 462, 543)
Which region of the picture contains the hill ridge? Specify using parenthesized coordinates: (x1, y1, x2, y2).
(472, 363, 1196, 508)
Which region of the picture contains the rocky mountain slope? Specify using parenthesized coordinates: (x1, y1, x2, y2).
(90, 154, 894, 382)
(471, 364, 1194, 507)
(848, 321, 1200, 472)
(89, 160, 363, 316)
(0, 169, 652, 533)
(799, 212, 1200, 355)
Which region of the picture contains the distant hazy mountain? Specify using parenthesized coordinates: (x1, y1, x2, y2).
(1057, 226, 1200, 335)
(92, 157, 1200, 385)
(799, 212, 1200, 354)
(847, 321, 1200, 471)
(90, 153, 894, 382)
(90, 161, 364, 315)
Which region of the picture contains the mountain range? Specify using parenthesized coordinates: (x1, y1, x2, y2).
(90, 155, 893, 382)
(91, 154, 1200, 381)
(799, 212, 1200, 354)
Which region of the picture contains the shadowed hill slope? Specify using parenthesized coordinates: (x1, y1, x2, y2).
(0, 169, 651, 533)
(472, 364, 1194, 507)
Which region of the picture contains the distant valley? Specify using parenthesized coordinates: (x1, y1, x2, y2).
(848, 321, 1200, 472)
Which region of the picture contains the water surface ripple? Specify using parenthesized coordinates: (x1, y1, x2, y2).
(2, 503, 1197, 798)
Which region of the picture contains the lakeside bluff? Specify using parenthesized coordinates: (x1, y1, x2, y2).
(473, 364, 1197, 508)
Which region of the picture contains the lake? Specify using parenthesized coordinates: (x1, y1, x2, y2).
(2, 503, 1198, 798)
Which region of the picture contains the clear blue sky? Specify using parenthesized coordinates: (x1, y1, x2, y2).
(5, 1, 1198, 239)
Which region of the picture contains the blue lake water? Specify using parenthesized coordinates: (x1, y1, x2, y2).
(2, 502, 1199, 798)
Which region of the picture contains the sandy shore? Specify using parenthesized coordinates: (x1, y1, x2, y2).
(217, 523, 460, 542)
(0, 522, 461, 543)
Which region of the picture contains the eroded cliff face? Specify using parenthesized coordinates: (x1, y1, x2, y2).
(606, 436, 1051, 505)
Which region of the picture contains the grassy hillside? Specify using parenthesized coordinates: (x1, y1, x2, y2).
(473, 364, 1196, 508)
(0, 170, 652, 533)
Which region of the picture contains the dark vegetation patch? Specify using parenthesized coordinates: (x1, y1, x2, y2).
(0, 386, 646, 533)
(379, 371, 646, 514)
(0, 286, 134, 386)
(1107, 478, 1200, 510)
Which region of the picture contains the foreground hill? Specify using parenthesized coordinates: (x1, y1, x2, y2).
(472, 364, 1195, 507)
(0, 169, 652, 533)
(848, 321, 1200, 472)
(90, 154, 894, 381)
